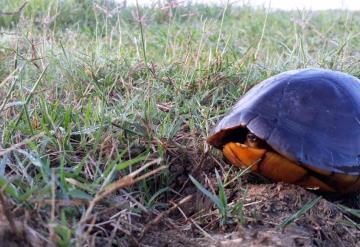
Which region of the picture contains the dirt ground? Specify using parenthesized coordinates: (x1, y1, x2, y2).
(141, 183, 360, 247)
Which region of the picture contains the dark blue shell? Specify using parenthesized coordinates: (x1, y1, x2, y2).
(208, 68, 360, 175)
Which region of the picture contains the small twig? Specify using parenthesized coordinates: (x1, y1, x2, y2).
(76, 159, 165, 245)
(106, 216, 123, 247)
(65, 178, 95, 193)
(0, 31, 20, 36)
(174, 200, 189, 222)
(189, 218, 215, 241)
(32, 199, 88, 207)
(0, 132, 45, 157)
(0, 73, 19, 113)
(96, 163, 165, 204)
(81, 159, 164, 223)
(139, 195, 193, 239)
(120, 189, 148, 214)
(82, 215, 97, 245)
(128, 158, 162, 178)
(0, 67, 19, 89)
(0, 1, 28, 16)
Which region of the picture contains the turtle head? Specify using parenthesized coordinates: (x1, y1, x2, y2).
(245, 131, 267, 149)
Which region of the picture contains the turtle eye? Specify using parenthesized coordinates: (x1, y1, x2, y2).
(246, 132, 257, 143)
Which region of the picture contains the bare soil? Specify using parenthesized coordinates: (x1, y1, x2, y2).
(141, 183, 360, 247)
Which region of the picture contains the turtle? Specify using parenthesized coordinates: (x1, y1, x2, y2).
(207, 68, 360, 193)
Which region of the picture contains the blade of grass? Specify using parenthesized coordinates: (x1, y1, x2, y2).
(215, 169, 227, 211)
(189, 175, 225, 215)
(116, 152, 148, 170)
(10, 66, 48, 137)
(278, 196, 321, 230)
(135, 0, 147, 64)
(337, 204, 360, 219)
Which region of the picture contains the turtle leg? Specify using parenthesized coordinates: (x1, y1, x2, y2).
(302, 163, 360, 193)
(223, 142, 335, 192)
(328, 173, 360, 193)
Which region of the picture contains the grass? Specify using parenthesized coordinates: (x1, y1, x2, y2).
(278, 196, 322, 231)
(189, 168, 248, 225)
(0, 0, 360, 245)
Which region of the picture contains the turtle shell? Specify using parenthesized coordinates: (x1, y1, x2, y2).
(207, 68, 360, 175)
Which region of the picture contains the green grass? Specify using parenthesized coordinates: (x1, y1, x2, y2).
(278, 196, 322, 230)
(190, 168, 248, 225)
(0, 0, 360, 245)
